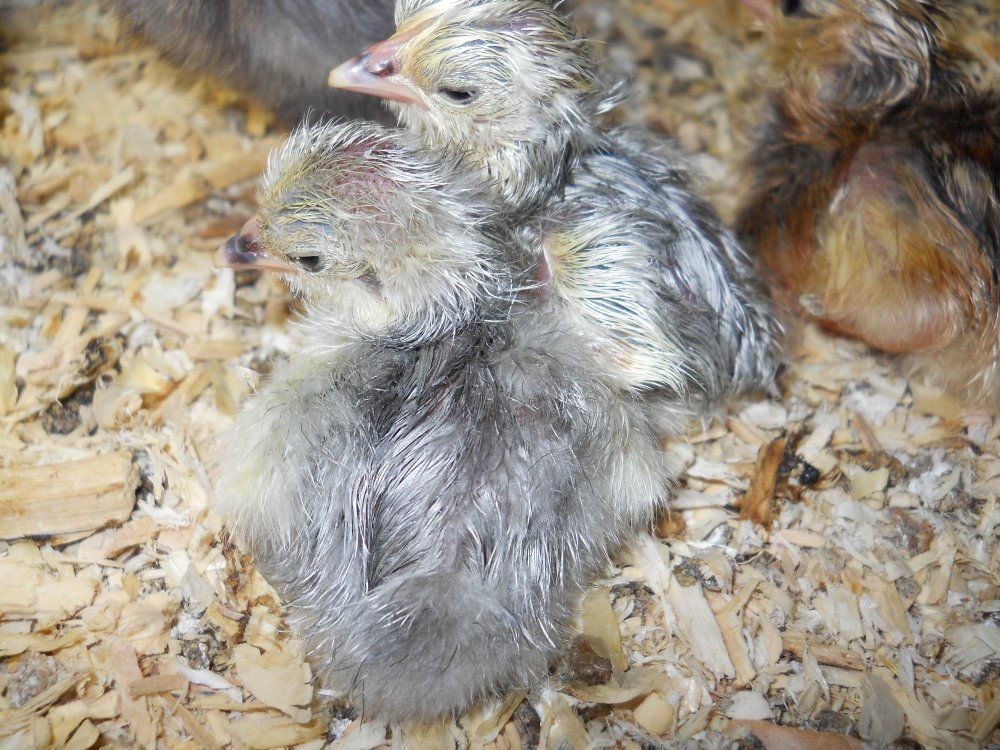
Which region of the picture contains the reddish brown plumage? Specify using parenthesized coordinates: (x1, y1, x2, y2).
(738, 0, 999, 408)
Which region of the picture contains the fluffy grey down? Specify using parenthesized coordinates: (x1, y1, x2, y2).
(214, 122, 669, 722)
(528, 127, 779, 427)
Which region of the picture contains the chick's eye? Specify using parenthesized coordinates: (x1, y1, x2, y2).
(289, 255, 322, 272)
(438, 87, 479, 105)
(780, 0, 803, 15)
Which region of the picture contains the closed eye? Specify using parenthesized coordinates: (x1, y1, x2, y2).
(289, 255, 322, 271)
(438, 87, 479, 104)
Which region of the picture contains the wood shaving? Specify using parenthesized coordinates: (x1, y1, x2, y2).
(0, 1, 996, 748)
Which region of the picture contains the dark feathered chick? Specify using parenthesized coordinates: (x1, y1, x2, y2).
(738, 0, 999, 409)
(329, 0, 779, 421)
(111, 0, 395, 122)
(213, 121, 668, 722)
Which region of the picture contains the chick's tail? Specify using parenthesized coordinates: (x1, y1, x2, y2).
(313, 572, 555, 723)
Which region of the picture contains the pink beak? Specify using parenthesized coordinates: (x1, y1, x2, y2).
(327, 23, 430, 108)
(214, 217, 295, 273)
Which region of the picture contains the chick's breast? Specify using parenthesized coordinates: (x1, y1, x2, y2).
(217, 308, 667, 722)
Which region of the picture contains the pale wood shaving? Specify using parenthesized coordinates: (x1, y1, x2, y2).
(0, 1, 996, 748)
(0, 451, 138, 539)
(580, 587, 629, 673)
(632, 690, 674, 735)
(232, 643, 312, 723)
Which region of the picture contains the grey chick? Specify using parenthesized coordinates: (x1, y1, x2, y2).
(213, 121, 668, 722)
(111, 0, 395, 123)
(330, 0, 608, 218)
(329, 0, 779, 426)
(529, 129, 779, 428)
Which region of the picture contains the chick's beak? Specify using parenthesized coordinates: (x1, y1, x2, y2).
(214, 217, 294, 273)
(328, 24, 428, 108)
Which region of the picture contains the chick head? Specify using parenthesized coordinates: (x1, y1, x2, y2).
(215, 122, 507, 343)
(329, 0, 608, 216)
(744, 0, 944, 125)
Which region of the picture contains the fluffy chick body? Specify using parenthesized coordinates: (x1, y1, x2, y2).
(329, 0, 779, 420)
(215, 122, 668, 722)
(738, 0, 999, 407)
(530, 128, 778, 425)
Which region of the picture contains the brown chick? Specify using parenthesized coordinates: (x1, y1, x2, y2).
(738, 0, 999, 408)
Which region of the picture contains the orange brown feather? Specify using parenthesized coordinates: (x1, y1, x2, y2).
(739, 0, 999, 408)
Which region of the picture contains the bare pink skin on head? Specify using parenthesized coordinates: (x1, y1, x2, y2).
(327, 21, 432, 107)
(740, 0, 776, 22)
(214, 216, 294, 273)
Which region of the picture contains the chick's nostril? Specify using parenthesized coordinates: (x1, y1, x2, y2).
(237, 217, 261, 251)
(364, 53, 395, 77)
